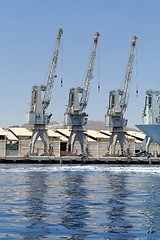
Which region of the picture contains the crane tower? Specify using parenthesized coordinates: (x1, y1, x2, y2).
(26, 28, 63, 155)
(64, 32, 100, 156)
(105, 36, 137, 156)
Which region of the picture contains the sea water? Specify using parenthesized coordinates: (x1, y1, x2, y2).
(0, 164, 160, 239)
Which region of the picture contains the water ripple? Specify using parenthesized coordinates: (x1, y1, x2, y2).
(0, 164, 160, 174)
(0, 164, 160, 239)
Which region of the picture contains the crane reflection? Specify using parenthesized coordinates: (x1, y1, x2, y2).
(104, 172, 134, 238)
(60, 172, 90, 240)
(24, 171, 50, 240)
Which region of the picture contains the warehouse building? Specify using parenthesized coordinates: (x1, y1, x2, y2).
(0, 126, 159, 158)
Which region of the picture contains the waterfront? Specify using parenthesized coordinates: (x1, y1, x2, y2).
(0, 164, 160, 239)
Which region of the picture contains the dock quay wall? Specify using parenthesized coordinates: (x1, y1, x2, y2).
(0, 156, 160, 165)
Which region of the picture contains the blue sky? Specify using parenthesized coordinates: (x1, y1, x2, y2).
(0, 0, 160, 128)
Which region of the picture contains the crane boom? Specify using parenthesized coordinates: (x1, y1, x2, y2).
(80, 32, 100, 111)
(43, 28, 63, 110)
(120, 36, 137, 114)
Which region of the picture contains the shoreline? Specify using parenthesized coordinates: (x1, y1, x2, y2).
(0, 156, 159, 165)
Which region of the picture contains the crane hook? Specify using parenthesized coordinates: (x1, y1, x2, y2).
(98, 84, 100, 92)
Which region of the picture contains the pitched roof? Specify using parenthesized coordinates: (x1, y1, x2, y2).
(3, 129, 18, 141)
(9, 127, 32, 137)
(47, 129, 62, 138)
(86, 130, 109, 139)
(0, 128, 6, 136)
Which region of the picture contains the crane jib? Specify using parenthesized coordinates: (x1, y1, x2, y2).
(80, 32, 100, 111)
(43, 29, 63, 110)
(120, 36, 137, 113)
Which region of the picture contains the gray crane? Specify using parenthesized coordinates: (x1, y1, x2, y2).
(64, 32, 100, 156)
(105, 36, 137, 156)
(136, 90, 160, 154)
(26, 28, 63, 155)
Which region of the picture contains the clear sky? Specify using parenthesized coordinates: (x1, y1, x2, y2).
(0, 0, 160, 128)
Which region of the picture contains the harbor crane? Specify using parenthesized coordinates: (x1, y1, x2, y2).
(64, 32, 100, 155)
(136, 90, 160, 154)
(26, 28, 63, 154)
(105, 36, 137, 156)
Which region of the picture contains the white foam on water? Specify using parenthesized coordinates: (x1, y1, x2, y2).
(0, 165, 160, 174)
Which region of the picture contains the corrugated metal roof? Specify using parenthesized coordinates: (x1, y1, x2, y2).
(56, 128, 71, 137)
(125, 135, 135, 140)
(59, 135, 68, 142)
(3, 129, 18, 141)
(9, 127, 32, 137)
(126, 130, 145, 140)
(0, 128, 6, 136)
(56, 128, 96, 142)
(100, 129, 145, 141)
(86, 137, 96, 142)
(86, 130, 109, 139)
(100, 130, 111, 136)
(47, 129, 61, 138)
(47, 129, 69, 141)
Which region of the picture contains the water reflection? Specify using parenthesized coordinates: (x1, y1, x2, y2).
(1, 165, 160, 239)
(24, 171, 50, 239)
(61, 172, 89, 240)
(104, 172, 135, 239)
(138, 174, 160, 235)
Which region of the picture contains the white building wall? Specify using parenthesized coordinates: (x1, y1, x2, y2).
(88, 141, 97, 157)
(99, 142, 108, 157)
(129, 141, 135, 155)
(0, 140, 6, 157)
(19, 139, 30, 156)
(49, 141, 60, 157)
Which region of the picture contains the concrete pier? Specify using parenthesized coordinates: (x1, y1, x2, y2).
(0, 156, 160, 165)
